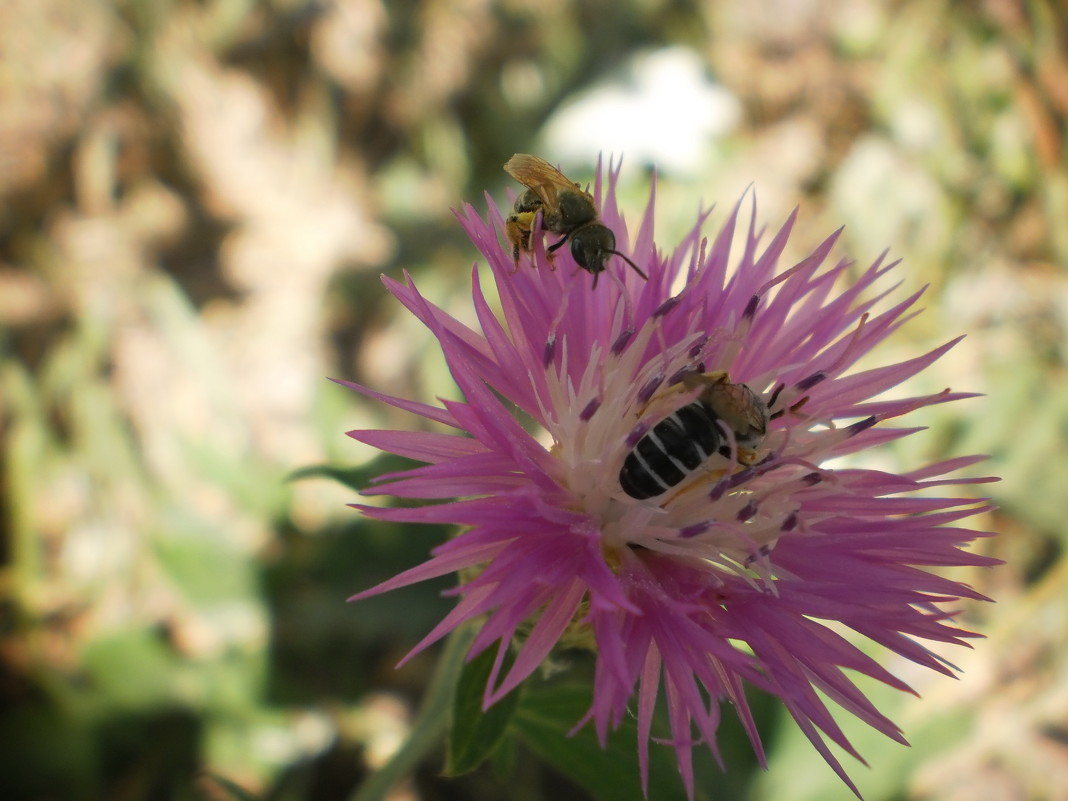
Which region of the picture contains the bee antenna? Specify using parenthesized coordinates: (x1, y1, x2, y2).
(610, 250, 648, 282)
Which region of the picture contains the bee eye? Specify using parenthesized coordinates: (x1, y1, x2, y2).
(570, 237, 589, 267)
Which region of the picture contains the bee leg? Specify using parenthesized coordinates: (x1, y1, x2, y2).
(547, 236, 569, 258)
(658, 466, 729, 507)
(633, 378, 695, 419)
(680, 370, 728, 393)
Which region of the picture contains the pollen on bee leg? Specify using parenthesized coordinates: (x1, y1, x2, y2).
(667, 363, 699, 386)
(737, 446, 759, 466)
(680, 370, 727, 392)
(658, 465, 729, 507)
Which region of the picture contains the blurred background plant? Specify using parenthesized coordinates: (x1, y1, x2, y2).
(1, 0, 1064, 799)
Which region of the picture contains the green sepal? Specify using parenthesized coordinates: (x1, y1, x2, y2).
(445, 644, 522, 776)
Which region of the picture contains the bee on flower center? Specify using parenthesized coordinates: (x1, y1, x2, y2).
(619, 372, 770, 500)
(504, 153, 648, 288)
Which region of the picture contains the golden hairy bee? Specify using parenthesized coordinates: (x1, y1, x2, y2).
(503, 153, 647, 288)
(619, 371, 771, 500)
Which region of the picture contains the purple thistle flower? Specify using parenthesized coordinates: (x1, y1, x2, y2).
(341, 159, 998, 798)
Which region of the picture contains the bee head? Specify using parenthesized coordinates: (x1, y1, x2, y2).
(571, 225, 649, 288)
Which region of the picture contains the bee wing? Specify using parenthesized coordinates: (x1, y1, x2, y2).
(717, 383, 770, 437)
(504, 153, 584, 209)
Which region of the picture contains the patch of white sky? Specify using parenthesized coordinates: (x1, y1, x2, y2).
(540, 46, 741, 176)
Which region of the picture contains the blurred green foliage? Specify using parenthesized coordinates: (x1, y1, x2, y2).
(1, 0, 1065, 799)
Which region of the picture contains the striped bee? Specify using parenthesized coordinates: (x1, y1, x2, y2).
(619, 372, 770, 500)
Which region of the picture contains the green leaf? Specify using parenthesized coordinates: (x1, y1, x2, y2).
(80, 630, 180, 710)
(446, 645, 522, 775)
(512, 684, 703, 801)
(289, 454, 416, 495)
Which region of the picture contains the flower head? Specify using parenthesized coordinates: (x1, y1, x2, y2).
(342, 159, 996, 797)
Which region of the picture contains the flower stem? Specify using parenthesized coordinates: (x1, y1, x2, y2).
(350, 624, 476, 801)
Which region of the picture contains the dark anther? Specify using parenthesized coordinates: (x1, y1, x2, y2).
(543, 336, 556, 367)
(667, 366, 692, 386)
(796, 371, 826, 391)
(679, 522, 711, 539)
(611, 329, 634, 355)
(637, 376, 664, 404)
(708, 479, 728, 502)
(653, 296, 680, 317)
(845, 416, 878, 436)
(743, 294, 760, 319)
(625, 423, 648, 449)
(766, 382, 785, 409)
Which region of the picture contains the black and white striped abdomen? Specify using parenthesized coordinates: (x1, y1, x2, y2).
(619, 402, 723, 500)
